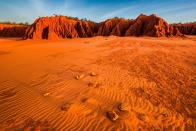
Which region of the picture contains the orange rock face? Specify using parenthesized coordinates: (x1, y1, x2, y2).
(24, 16, 97, 40)
(24, 14, 183, 40)
(172, 23, 196, 35)
(126, 14, 170, 37)
(97, 18, 134, 36)
(0, 24, 27, 37)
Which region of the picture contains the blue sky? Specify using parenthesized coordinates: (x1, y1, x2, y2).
(0, 0, 196, 24)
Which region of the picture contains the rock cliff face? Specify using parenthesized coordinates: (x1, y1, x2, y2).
(97, 18, 133, 36)
(23, 16, 97, 40)
(0, 24, 27, 37)
(125, 14, 179, 37)
(24, 14, 183, 40)
(172, 23, 196, 35)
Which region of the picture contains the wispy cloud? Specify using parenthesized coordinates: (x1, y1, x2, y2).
(100, 5, 138, 21)
(28, 0, 46, 14)
(0, 0, 195, 23)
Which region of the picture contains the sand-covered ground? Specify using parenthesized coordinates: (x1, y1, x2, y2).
(0, 36, 195, 130)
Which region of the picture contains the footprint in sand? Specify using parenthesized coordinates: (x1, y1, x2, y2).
(136, 113, 146, 121)
(75, 74, 85, 80)
(61, 102, 73, 111)
(117, 103, 131, 119)
(88, 81, 100, 88)
(107, 102, 131, 122)
(118, 102, 130, 111)
(75, 71, 97, 80)
(89, 72, 97, 77)
(43, 92, 50, 97)
(107, 110, 119, 122)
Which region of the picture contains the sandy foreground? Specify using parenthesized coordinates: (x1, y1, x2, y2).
(0, 36, 195, 130)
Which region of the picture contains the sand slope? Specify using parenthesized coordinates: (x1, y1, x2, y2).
(0, 36, 195, 130)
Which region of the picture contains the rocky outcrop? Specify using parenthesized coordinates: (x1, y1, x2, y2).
(97, 18, 134, 36)
(125, 14, 180, 37)
(24, 16, 97, 40)
(97, 14, 182, 37)
(0, 24, 27, 37)
(172, 23, 196, 35)
(24, 14, 183, 40)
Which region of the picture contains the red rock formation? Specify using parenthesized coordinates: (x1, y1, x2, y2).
(0, 24, 27, 37)
(172, 23, 196, 35)
(97, 18, 134, 36)
(24, 14, 182, 40)
(24, 16, 97, 40)
(125, 14, 181, 37)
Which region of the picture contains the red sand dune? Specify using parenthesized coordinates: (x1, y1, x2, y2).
(0, 24, 27, 37)
(24, 14, 183, 40)
(173, 23, 196, 35)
